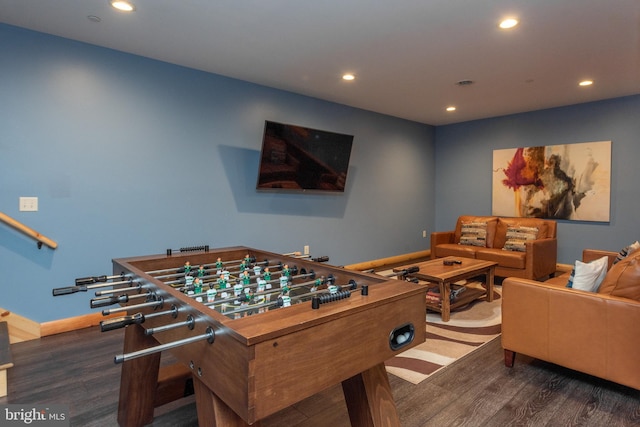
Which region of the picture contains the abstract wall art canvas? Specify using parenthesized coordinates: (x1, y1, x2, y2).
(492, 141, 611, 222)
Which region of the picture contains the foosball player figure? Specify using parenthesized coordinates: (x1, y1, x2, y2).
(263, 267, 271, 281)
(256, 279, 266, 293)
(185, 274, 195, 288)
(310, 277, 323, 292)
(241, 270, 251, 285)
(183, 276, 195, 294)
(242, 289, 255, 304)
(183, 261, 192, 275)
(241, 289, 256, 316)
(197, 265, 206, 277)
(278, 293, 291, 308)
(281, 264, 291, 277)
(194, 277, 203, 295)
(234, 281, 244, 297)
(259, 278, 272, 302)
(279, 275, 290, 293)
(215, 257, 223, 271)
(207, 288, 217, 303)
(253, 265, 261, 276)
(244, 253, 252, 265)
(217, 274, 228, 290)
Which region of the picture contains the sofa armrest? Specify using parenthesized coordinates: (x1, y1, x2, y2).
(430, 231, 454, 259)
(502, 277, 640, 390)
(524, 237, 557, 280)
(583, 249, 618, 269)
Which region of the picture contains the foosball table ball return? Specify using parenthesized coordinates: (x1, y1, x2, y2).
(53, 246, 427, 427)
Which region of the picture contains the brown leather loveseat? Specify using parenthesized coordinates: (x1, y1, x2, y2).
(502, 248, 640, 391)
(430, 215, 557, 280)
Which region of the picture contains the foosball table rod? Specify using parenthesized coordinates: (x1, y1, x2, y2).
(114, 326, 215, 364)
(99, 305, 179, 332)
(89, 292, 152, 309)
(101, 296, 164, 316)
(52, 278, 134, 296)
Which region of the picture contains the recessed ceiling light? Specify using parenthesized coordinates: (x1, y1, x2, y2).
(579, 80, 594, 86)
(110, 0, 135, 12)
(499, 18, 519, 29)
(446, 106, 457, 112)
(342, 74, 355, 81)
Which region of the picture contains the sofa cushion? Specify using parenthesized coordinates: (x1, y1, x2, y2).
(545, 274, 571, 287)
(502, 225, 539, 252)
(598, 249, 640, 300)
(566, 256, 608, 292)
(494, 217, 548, 249)
(476, 247, 526, 269)
(459, 221, 488, 247)
(614, 241, 640, 264)
(434, 243, 478, 259)
(454, 216, 498, 247)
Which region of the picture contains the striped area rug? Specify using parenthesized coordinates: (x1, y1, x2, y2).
(385, 283, 501, 384)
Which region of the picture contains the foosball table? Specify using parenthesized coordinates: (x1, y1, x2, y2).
(54, 246, 427, 426)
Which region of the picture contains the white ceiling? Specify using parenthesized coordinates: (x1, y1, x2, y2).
(1, 0, 639, 125)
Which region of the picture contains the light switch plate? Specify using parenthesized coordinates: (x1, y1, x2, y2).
(19, 197, 38, 212)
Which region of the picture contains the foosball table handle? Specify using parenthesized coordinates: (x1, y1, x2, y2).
(100, 313, 145, 332)
(52, 285, 87, 296)
(90, 295, 129, 309)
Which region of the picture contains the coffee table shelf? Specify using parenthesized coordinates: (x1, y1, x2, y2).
(426, 284, 486, 313)
(393, 257, 497, 322)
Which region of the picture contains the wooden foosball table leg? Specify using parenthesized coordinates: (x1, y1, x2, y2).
(117, 324, 162, 427)
(193, 376, 262, 427)
(342, 362, 401, 427)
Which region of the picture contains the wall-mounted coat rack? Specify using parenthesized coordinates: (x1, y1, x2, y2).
(0, 211, 58, 250)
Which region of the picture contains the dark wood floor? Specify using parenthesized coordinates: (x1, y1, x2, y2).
(2, 326, 639, 427)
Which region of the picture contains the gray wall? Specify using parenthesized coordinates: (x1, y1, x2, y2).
(0, 24, 435, 322)
(434, 95, 640, 264)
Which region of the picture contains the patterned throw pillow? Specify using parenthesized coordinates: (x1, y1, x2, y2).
(459, 222, 487, 247)
(502, 226, 538, 252)
(613, 241, 640, 264)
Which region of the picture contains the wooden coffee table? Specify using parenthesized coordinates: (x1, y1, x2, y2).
(393, 257, 497, 322)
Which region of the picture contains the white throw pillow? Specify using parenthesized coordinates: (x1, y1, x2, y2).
(567, 256, 608, 292)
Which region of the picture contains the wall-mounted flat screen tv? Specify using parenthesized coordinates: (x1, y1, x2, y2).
(256, 120, 354, 193)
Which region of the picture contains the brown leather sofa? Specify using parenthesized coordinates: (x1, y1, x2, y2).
(430, 215, 557, 280)
(502, 248, 640, 391)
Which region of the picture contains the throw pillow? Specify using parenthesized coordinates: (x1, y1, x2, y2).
(502, 226, 538, 252)
(598, 249, 640, 300)
(566, 256, 608, 292)
(459, 222, 487, 247)
(613, 241, 640, 264)
(609, 256, 640, 301)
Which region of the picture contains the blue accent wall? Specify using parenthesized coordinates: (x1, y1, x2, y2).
(0, 24, 435, 322)
(1, 23, 638, 323)
(435, 95, 640, 264)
